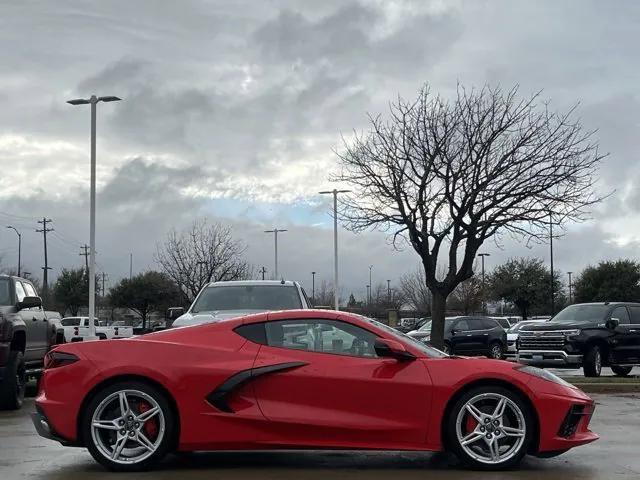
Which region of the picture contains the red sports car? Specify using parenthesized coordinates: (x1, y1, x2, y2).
(32, 310, 597, 471)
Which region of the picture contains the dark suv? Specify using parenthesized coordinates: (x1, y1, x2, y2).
(517, 302, 640, 377)
(408, 316, 507, 358)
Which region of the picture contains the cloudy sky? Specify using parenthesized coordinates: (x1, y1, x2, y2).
(0, 0, 639, 300)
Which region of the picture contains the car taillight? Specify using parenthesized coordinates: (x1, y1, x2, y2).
(44, 351, 79, 370)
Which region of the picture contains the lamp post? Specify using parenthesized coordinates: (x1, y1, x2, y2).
(366, 285, 370, 307)
(567, 271, 573, 304)
(311, 271, 316, 305)
(478, 253, 490, 314)
(67, 94, 121, 340)
(6, 226, 21, 276)
(549, 212, 555, 315)
(264, 228, 287, 278)
(387, 279, 391, 303)
(368, 265, 373, 304)
(319, 189, 350, 310)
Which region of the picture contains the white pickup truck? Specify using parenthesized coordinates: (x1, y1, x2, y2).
(60, 317, 134, 342)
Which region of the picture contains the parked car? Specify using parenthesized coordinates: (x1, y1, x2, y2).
(0, 275, 62, 409)
(60, 317, 134, 342)
(505, 319, 549, 360)
(33, 309, 597, 471)
(170, 280, 311, 327)
(408, 316, 507, 358)
(396, 317, 428, 333)
(517, 302, 640, 377)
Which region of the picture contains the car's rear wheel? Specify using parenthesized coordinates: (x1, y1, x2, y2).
(611, 365, 633, 376)
(443, 342, 452, 355)
(82, 381, 175, 471)
(583, 346, 602, 377)
(0, 350, 26, 410)
(446, 386, 533, 470)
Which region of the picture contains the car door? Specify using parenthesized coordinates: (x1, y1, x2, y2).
(610, 306, 640, 364)
(250, 315, 432, 449)
(450, 318, 474, 354)
(23, 281, 50, 353)
(15, 280, 46, 362)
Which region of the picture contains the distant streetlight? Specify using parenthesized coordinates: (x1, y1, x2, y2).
(366, 285, 371, 306)
(6, 226, 21, 276)
(478, 253, 491, 314)
(264, 228, 287, 278)
(319, 189, 350, 310)
(369, 265, 373, 304)
(67, 94, 121, 340)
(387, 279, 391, 303)
(567, 271, 573, 304)
(549, 212, 555, 315)
(311, 271, 316, 305)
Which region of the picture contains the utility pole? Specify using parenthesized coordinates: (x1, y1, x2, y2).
(368, 265, 373, 305)
(549, 212, 555, 316)
(6, 226, 21, 276)
(311, 271, 316, 305)
(567, 271, 573, 304)
(387, 279, 391, 303)
(319, 189, 351, 310)
(129, 253, 133, 280)
(80, 244, 90, 272)
(260, 266, 267, 280)
(36, 218, 53, 300)
(100, 272, 108, 298)
(264, 228, 287, 278)
(478, 253, 490, 314)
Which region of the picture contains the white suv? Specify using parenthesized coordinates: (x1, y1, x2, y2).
(171, 280, 311, 327)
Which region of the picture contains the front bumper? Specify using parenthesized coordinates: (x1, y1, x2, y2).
(517, 350, 583, 366)
(31, 405, 79, 447)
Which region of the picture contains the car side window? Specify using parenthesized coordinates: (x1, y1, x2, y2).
(453, 319, 470, 331)
(611, 306, 630, 325)
(482, 319, 499, 330)
(14, 281, 26, 302)
(265, 319, 379, 358)
(23, 282, 37, 297)
(629, 306, 640, 325)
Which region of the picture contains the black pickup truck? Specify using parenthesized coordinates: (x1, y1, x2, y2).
(517, 302, 640, 377)
(0, 275, 62, 409)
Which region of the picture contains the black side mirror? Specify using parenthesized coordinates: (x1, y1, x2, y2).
(18, 296, 42, 310)
(374, 339, 416, 362)
(166, 307, 185, 320)
(606, 317, 620, 330)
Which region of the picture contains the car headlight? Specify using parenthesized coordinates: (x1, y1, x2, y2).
(563, 329, 581, 338)
(516, 365, 577, 389)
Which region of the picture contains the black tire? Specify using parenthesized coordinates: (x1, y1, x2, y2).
(488, 342, 504, 360)
(445, 386, 534, 470)
(611, 365, 633, 377)
(0, 350, 26, 410)
(443, 342, 452, 355)
(583, 346, 602, 377)
(82, 381, 176, 472)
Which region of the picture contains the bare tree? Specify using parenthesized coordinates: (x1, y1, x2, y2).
(335, 84, 605, 348)
(399, 267, 432, 313)
(448, 275, 483, 315)
(155, 219, 251, 303)
(314, 280, 335, 307)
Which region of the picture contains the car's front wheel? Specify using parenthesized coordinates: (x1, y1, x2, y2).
(82, 381, 176, 471)
(583, 346, 602, 377)
(446, 386, 533, 470)
(488, 342, 503, 360)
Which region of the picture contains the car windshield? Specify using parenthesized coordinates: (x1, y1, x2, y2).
(61, 318, 81, 326)
(191, 285, 302, 313)
(551, 304, 611, 324)
(0, 278, 10, 306)
(508, 321, 537, 333)
(362, 316, 447, 358)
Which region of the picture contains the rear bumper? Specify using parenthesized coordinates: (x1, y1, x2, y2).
(31, 405, 79, 447)
(517, 350, 582, 366)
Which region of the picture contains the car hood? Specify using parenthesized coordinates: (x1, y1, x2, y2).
(520, 321, 590, 331)
(172, 309, 265, 327)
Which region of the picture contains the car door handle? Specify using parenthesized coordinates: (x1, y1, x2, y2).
(483, 333, 489, 336)
(466, 334, 472, 336)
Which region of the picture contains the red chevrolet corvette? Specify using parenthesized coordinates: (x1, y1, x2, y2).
(32, 310, 597, 471)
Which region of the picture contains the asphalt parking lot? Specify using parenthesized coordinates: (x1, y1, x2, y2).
(0, 393, 638, 480)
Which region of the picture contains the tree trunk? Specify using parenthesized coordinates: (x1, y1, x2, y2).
(430, 290, 447, 350)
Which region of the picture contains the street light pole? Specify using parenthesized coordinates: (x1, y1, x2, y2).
(567, 271, 573, 304)
(6, 226, 21, 276)
(366, 285, 370, 307)
(549, 212, 555, 315)
(478, 253, 490, 314)
(68, 94, 121, 340)
(387, 279, 391, 303)
(319, 189, 350, 310)
(264, 228, 287, 278)
(311, 271, 316, 305)
(369, 265, 373, 304)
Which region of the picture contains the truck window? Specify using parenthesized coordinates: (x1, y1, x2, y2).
(611, 306, 630, 325)
(0, 278, 10, 305)
(23, 282, 37, 297)
(630, 306, 640, 325)
(14, 281, 26, 302)
(61, 318, 81, 326)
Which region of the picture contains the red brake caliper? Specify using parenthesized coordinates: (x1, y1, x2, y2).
(465, 413, 478, 434)
(138, 401, 158, 439)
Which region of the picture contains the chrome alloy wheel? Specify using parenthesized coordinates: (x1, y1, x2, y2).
(455, 392, 526, 465)
(490, 344, 502, 359)
(91, 389, 165, 465)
